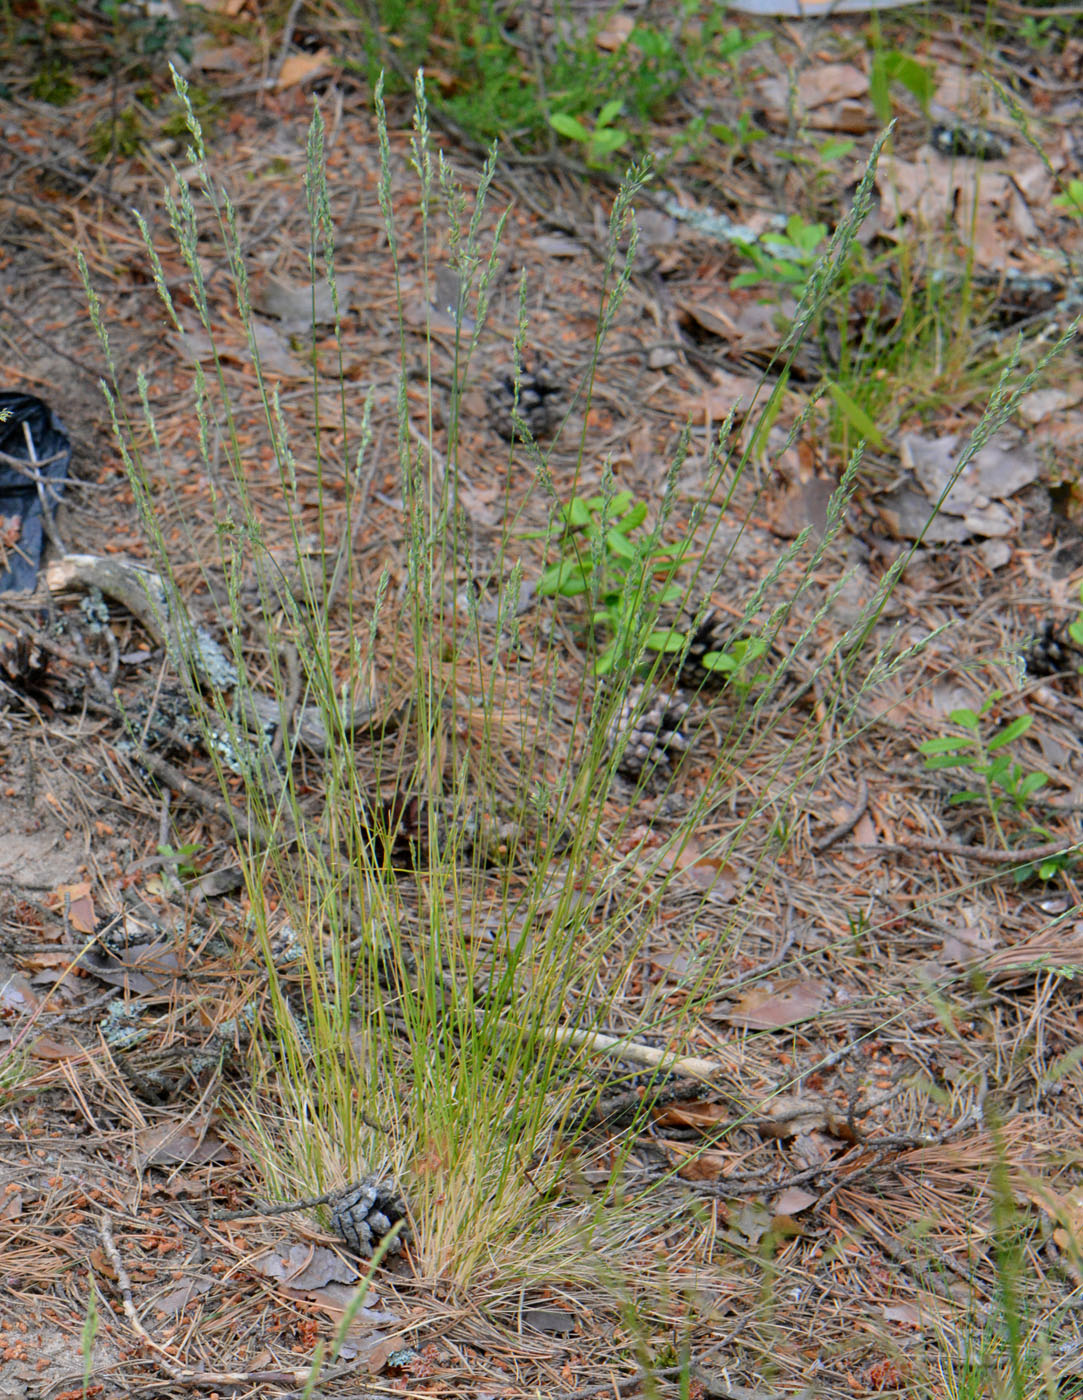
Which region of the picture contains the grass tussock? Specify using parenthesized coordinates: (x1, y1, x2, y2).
(76, 56, 1080, 1391)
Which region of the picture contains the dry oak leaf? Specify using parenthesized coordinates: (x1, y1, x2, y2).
(724, 978, 828, 1030)
(652, 1100, 729, 1129)
(773, 1186, 818, 1216)
(276, 49, 334, 90)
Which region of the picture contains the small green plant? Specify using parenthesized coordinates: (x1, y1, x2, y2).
(156, 840, 203, 882)
(732, 214, 830, 292)
(533, 489, 690, 677)
(868, 48, 935, 125)
(549, 100, 629, 168)
(707, 109, 767, 154)
(698, 634, 771, 696)
(918, 692, 1071, 877)
(1053, 178, 1083, 220)
(1019, 14, 1056, 48)
(533, 489, 774, 689)
(81, 1274, 99, 1398)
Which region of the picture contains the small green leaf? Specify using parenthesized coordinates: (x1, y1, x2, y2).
(818, 138, 855, 162)
(825, 381, 885, 449)
(618, 502, 648, 531)
(540, 558, 589, 596)
(949, 788, 985, 805)
(919, 735, 969, 755)
(947, 707, 981, 729)
(923, 754, 979, 771)
(598, 98, 625, 128)
(1017, 771, 1048, 798)
(550, 113, 590, 142)
(566, 497, 593, 528)
(605, 528, 638, 560)
(645, 628, 687, 653)
(987, 715, 1032, 750)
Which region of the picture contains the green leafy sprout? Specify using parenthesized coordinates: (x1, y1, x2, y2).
(532, 489, 690, 677)
(918, 692, 1071, 879)
(550, 100, 629, 168)
(532, 488, 770, 690)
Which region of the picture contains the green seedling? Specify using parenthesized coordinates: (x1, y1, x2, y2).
(1053, 178, 1083, 219)
(157, 840, 203, 882)
(692, 635, 771, 697)
(533, 491, 770, 690)
(868, 49, 934, 125)
(918, 692, 1070, 878)
(732, 214, 830, 292)
(549, 100, 629, 167)
(533, 489, 691, 677)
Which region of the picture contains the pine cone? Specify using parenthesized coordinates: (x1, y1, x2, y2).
(605, 683, 691, 778)
(328, 1178, 410, 1259)
(486, 362, 562, 441)
(1025, 620, 1079, 679)
(0, 630, 50, 700)
(672, 606, 733, 689)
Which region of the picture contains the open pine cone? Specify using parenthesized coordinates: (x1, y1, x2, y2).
(327, 1178, 410, 1259)
(486, 362, 563, 441)
(670, 605, 733, 689)
(1025, 620, 1080, 679)
(605, 683, 692, 778)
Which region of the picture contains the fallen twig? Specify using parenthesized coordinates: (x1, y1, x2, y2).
(812, 776, 869, 854)
(846, 834, 1081, 865)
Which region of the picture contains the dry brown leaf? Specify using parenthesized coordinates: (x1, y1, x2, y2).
(30, 1034, 85, 1060)
(1024, 1181, 1083, 1258)
(773, 1186, 817, 1215)
(276, 49, 333, 91)
(767, 476, 835, 540)
(253, 1243, 358, 1290)
(153, 1278, 213, 1316)
(754, 1094, 829, 1139)
(797, 64, 867, 109)
(652, 1100, 729, 1129)
(680, 371, 762, 425)
(0, 971, 38, 1013)
(653, 839, 738, 896)
(676, 294, 740, 340)
(939, 925, 998, 967)
(595, 13, 635, 50)
(135, 1120, 232, 1168)
(46, 880, 96, 933)
(883, 1302, 924, 1327)
(725, 978, 828, 1030)
(185, 0, 246, 13)
(664, 1141, 730, 1180)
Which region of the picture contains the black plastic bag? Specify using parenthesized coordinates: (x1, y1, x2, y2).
(0, 391, 71, 592)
